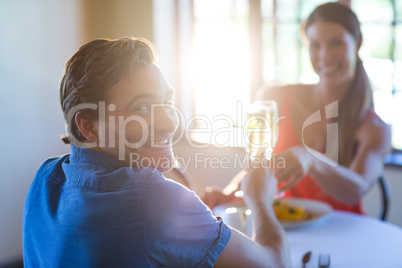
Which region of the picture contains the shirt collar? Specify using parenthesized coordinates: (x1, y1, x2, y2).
(69, 145, 125, 171)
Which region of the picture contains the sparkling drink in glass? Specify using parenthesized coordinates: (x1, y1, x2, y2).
(244, 100, 278, 160)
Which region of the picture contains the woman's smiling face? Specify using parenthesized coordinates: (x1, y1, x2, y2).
(307, 20, 361, 91)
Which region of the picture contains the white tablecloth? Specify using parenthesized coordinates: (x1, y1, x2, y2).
(286, 211, 402, 268)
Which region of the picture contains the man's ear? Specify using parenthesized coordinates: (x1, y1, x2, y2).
(75, 112, 99, 143)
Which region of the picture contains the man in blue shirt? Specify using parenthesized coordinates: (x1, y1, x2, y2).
(23, 37, 290, 267)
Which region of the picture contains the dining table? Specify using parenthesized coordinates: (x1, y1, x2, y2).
(213, 199, 402, 268)
(286, 210, 402, 268)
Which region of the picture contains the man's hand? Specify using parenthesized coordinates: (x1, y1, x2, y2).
(215, 165, 290, 268)
(241, 166, 278, 210)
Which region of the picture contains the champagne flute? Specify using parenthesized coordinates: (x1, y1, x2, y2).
(236, 100, 283, 199)
(244, 100, 278, 161)
(232, 101, 281, 231)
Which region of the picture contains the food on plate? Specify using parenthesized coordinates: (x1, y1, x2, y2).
(273, 199, 310, 221)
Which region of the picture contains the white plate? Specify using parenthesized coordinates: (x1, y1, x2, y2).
(212, 198, 332, 236)
(277, 198, 333, 229)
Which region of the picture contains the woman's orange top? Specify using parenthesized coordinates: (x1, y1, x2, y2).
(274, 88, 363, 214)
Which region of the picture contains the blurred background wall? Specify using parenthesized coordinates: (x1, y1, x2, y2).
(0, 0, 401, 266)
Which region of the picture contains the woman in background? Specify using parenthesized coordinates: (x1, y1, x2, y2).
(202, 2, 391, 213)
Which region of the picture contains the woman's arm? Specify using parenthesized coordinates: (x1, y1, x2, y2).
(276, 114, 391, 205)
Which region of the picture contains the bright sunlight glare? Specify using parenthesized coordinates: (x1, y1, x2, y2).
(193, 0, 250, 125)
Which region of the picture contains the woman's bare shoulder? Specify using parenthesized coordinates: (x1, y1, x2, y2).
(254, 84, 312, 102)
(356, 112, 391, 153)
(253, 85, 284, 102)
(283, 84, 314, 97)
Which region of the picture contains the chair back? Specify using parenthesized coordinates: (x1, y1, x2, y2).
(378, 173, 391, 221)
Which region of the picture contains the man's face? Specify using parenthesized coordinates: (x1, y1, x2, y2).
(99, 64, 178, 172)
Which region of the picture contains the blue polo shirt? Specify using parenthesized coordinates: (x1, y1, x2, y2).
(23, 145, 231, 267)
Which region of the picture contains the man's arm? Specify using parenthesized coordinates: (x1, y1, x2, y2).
(214, 167, 290, 267)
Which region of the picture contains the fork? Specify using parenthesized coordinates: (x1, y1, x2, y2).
(318, 253, 331, 268)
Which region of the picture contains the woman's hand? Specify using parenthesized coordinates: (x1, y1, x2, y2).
(274, 146, 314, 191)
(200, 169, 249, 209)
(200, 186, 236, 210)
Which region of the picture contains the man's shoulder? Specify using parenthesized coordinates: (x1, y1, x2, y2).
(34, 152, 167, 193)
(65, 149, 164, 191)
(35, 154, 70, 186)
(142, 176, 232, 267)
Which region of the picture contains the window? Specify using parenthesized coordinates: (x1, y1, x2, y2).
(352, 0, 402, 152)
(192, 0, 250, 122)
(190, 0, 402, 155)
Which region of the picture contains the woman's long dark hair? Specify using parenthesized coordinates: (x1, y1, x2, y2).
(305, 2, 373, 166)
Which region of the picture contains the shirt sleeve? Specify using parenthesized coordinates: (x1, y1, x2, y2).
(142, 176, 231, 267)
